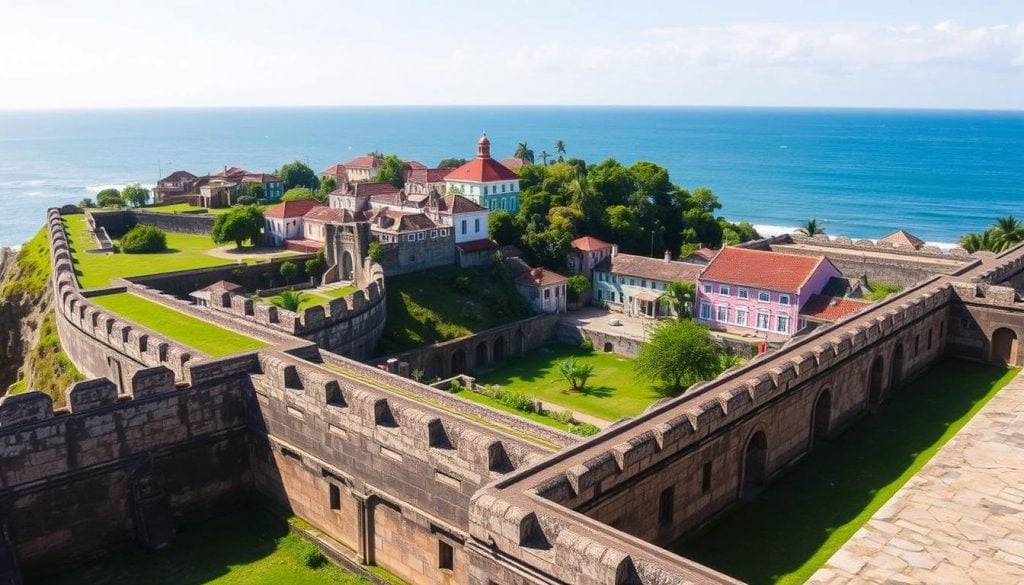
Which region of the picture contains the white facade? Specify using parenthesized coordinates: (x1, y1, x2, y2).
(444, 210, 489, 244)
(446, 180, 521, 212)
(265, 217, 304, 246)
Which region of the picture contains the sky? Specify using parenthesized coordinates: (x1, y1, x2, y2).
(2, 0, 1022, 110)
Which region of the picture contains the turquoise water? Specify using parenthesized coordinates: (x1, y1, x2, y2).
(1, 106, 1021, 247)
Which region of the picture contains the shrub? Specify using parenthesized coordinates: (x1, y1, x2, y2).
(119, 225, 167, 253)
(553, 409, 575, 424)
(452, 273, 473, 293)
(280, 260, 299, 284)
(496, 389, 535, 413)
(368, 241, 384, 263)
(579, 337, 594, 351)
(570, 423, 600, 436)
(296, 542, 327, 569)
(448, 378, 464, 392)
(96, 188, 121, 207)
(79, 197, 96, 208)
(236, 195, 257, 205)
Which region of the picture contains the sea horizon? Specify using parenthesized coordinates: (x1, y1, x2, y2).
(2, 105, 1022, 249)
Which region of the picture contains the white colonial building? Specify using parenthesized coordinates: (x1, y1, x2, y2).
(444, 135, 521, 212)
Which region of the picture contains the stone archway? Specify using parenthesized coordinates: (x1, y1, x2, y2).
(868, 355, 885, 407)
(493, 337, 506, 362)
(451, 350, 466, 376)
(603, 341, 614, 353)
(991, 328, 1018, 365)
(890, 343, 905, 394)
(810, 389, 832, 449)
(740, 430, 768, 500)
(474, 342, 489, 369)
(341, 251, 354, 282)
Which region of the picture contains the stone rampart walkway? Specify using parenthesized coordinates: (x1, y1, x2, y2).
(808, 369, 1024, 585)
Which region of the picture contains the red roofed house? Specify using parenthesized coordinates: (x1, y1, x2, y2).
(799, 294, 871, 325)
(264, 199, 323, 247)
(593, 249, 703, 318)
(444, 135, 520, 212)
(342, 155, 384, 182)
(320, 163, 348, 185)
(154, 170, 198, 204)
(567, 236, 615, 280)
(515, 268, 568, 314)
(696, 247, 843, 340)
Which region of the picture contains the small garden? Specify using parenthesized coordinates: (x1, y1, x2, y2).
(38, 506, 368, 585)
(670, 360, 1017, 585)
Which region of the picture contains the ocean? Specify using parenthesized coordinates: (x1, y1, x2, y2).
(1, 106, 1022, 248)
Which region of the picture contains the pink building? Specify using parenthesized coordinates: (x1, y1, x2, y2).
(696, 247, 842, 340)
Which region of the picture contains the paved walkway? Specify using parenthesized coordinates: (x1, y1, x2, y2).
(808, 370, 1024, 585)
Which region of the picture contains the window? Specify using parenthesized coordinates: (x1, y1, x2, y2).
(474, 218, 480, 232)
(417, 232, 425, 240)
(716, 305, 728, 322)
(430, 229, 438, 238)
(736, 309, 748, 327)
(461, 220, 467, 234)
(738, 288, 749, 299)
(719, 286, 730, 296)
(440, 228, 448, 237)
(406, 234, 415, 242)
(502, 184, 506, 193)
(658, 487, 674, 527)
(700, 303, 712, 320)
(597, 290, 603, 301)
(555, 286, 560, 298)
(618, 293, 624, 303)
(483, 186, 488, 195)
(703, 283, 713, 294)
(329, 484, 341, 511)
(630, 278, 636, 286)
(776, 315, 789, 333)
(438, 541, 454, 571)
(701, 462, 713, 494)
(641, 279, 647, 288)
(779, 294, 790, 306)
(756, 312, 770, 329)
(758, 291, 771, 302)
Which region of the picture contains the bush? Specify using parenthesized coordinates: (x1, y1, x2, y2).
(236, 195, 256, 205)
(96, 188, 121, 207)
(119, 225, 167, 253)
(79, 197, 96, 209)
(448, 378, 463, 392)
(452, 273, 473, 293)
(570, 423, 600, 436)
(579, 337, 594, 351)
(553, 409, 575, 424)
(296, 542, 327, 569)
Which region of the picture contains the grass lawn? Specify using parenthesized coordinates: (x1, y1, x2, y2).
(91, 292, 267, 356)
(265, 285, 358, 312)
(670, 359, 1017, 585)
(473, 343, 661, 421)
(450, 386, 574, 432)
(65, 213, 234, 289)
(379, 265, 534, 354)
(144, 203, 250, 215)
(39, 507, 367, 585)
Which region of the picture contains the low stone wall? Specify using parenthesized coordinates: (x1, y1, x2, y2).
(89, 209, 216, 237)
(127, 256, 315, 299)
(374, 314, 561, 380)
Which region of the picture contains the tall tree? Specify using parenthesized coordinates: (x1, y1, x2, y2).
(316, 176, 338, 202)
(375, 154, 407, 188)
(274, 161, 320, 190)
(437, 157, 467, 169)
(514, 142, 534, 164)
(797, 219, 825, 236)
(539, 150, 551, 166)
(959, 228, 1003, 253)
(634, 320, 724, 395)
(121, 183, 150, 207)
(661, 281, 696, 319)
(994, 215, 1024, 251)
(554, 139, 567, 162)
(211, 205, 264, 249)
(488, 211, 518, 245)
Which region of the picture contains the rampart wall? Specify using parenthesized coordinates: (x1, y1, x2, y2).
(89, 209, 216, 237)
(125, 256, 315, 299)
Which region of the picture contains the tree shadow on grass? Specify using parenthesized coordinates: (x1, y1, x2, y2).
(670, 360, 1013, 585)
(570, 384, 614, 399)
(37, 506, 292, 585)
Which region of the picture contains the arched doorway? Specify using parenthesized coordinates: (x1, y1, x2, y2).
(603, 341, 614, 353)
(493, 337, 506, 362)
(451, 350, 466, 376)
(890, 344, 904, 394)
(991, 328, 1018, 365)
(474, 342, 489, 368)
(341, 251, 354, 282)
(810, 389, 831, 449)
(516, 330, 527, 355)
(868, 356, 885, 406)
(740, 431, 768, 500)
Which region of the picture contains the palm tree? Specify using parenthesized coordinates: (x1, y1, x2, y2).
(960, 228, 1003, 253)
(558, 356, 594, 393)
(554, 140, 566, 162)
(797, 219, 825, 236)
(270, 290, 306, 312)
(661, 281, 696, 319)
(514, 142, 534, 164)
(539, 150, 551, 165)
(994, 215, 1024, 251)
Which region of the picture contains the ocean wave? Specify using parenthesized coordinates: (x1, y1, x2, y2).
(0, 179, 50, 188)
(751, 223, 799, 237)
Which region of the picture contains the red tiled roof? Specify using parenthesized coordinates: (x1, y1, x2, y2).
(283, 239, 323, 254)
(800, 294, 871, 322)
(304, 206, 352, 223)
(405, 160, 427, 170)
(265, 200, 323, 218)
(445, 157, 519, 182)
(406, 168, 451, 184)
(571, 236, 613, 252)
(220, 166, 250, 178)
(343, 155, 382, 169)
(595, 253, 702, 283)
(457, 238, 498, 253)
(370, 209, 438, 232)
(700, 247, 828, 294)
(354, 182, 401, 198)
(500, 157, 525, 171)
(515, 267, 568, 288)
(692, 247, 719, 261)
(320, 163, 347, 176)
(439, 194, 486, 214)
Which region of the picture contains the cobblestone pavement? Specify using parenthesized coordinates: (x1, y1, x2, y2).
(808, 370, 1024, 585)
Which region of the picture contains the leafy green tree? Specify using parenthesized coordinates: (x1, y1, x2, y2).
(368, 241, 384, 263)
(211, 205, 264, 249)
(316, 176, 337, 202)
(279, 260, 299, 284)
(375, 154, 406, 188)
(661, 281, 695, 319)
(558, 356, 594, 392)
(960, 228, 1003, 253)
(635, 320, 724, 395)
(119, 225, 167, 253)
(97, 188, 122, 207)
(121, 183, 150, 207)
(797, 219, 825, 236)
(79, 197, 96, 209)
(281, 187, 314, 201)
(554, 139, 566, 162)
(274, 160, 320, 190)
(488, 211, 518, 245)
(437, 157, 467, 169)
(514, 143, 534, 164)
(270, 290, 306, 312)
(305, 250, 326, 282)
(566, 274, 591, 303)
(240, 181, 264, 201)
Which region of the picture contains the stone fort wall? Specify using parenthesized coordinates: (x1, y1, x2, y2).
(89, 208, 216, 237)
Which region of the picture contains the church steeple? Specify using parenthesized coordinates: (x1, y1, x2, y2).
(477, 133, 491, 159)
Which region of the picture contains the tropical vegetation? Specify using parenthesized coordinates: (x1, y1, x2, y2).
(661, 281, 696, 318)
(558, 356, 594, 392)
(634, 320, 730, 395)
(797, 219, 825, 236)
(269, 290, 306, 312)
(960, 215, 1024, 253)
